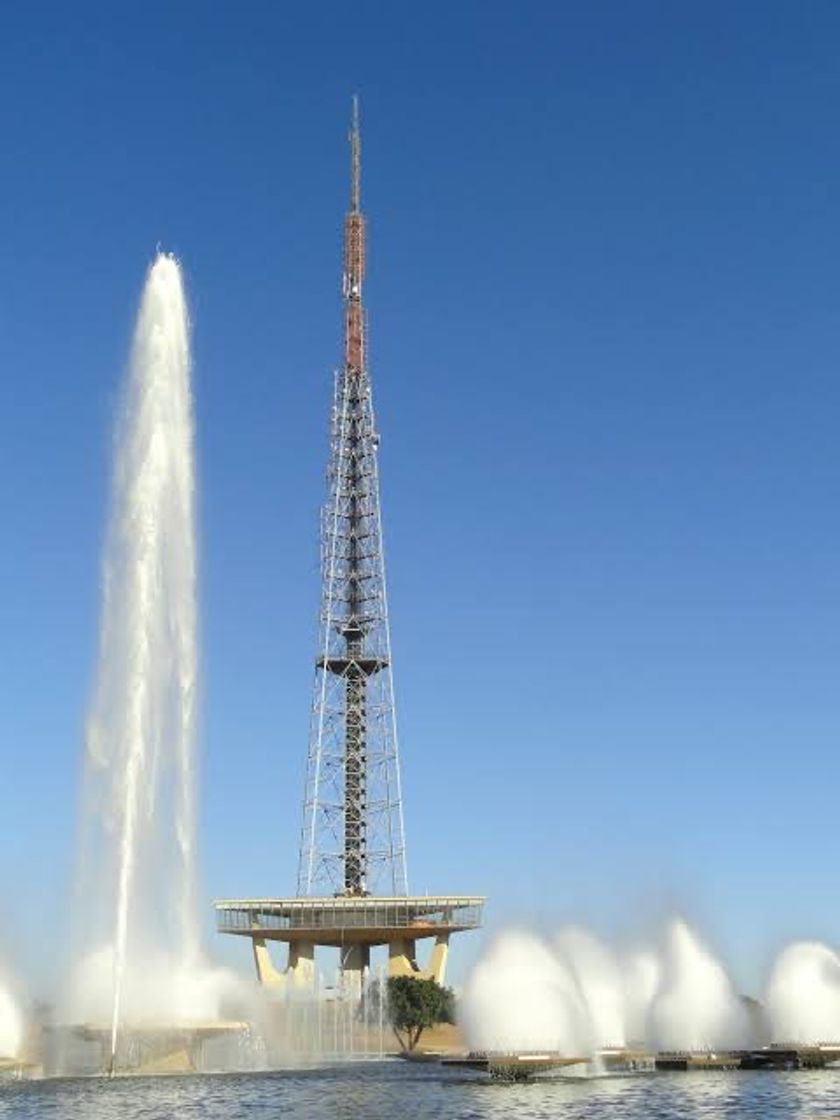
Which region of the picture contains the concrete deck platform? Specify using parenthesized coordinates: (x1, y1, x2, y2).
(215, 895, 484, 990)
(214, 896, 484, 945)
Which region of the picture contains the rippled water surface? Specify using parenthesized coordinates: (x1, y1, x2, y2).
(3, 1061, 840, 1119)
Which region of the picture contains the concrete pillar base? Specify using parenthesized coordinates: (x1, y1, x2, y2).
(289, 942, 316, 988)
(252, 938, 286, 989)
(388, 934, 449, 983)
(252, 939, 317, 991)
(428, 934, 450, 985)
(341, 944, 370, 998)
(388, 938, 419, 978)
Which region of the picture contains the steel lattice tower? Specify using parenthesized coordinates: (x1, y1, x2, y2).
(297, 98, 408, 899)
(215, 103, 483, 993)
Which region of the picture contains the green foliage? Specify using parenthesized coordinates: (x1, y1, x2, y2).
(386, 975, 455, 1052)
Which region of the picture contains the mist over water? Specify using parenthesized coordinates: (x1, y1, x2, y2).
(63, 255, 238, 1052)
(463, 919, 840, 1055)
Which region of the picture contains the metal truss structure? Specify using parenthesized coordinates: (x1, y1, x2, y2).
(297, 99, 408, 899)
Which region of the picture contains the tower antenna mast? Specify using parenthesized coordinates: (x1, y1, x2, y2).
(350, 93, 361, 213)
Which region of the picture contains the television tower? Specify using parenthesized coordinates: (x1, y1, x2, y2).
(297, 95, 408, 899)
(215, 102, 482, 995)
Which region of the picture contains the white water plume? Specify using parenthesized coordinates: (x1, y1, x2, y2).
(557, 928, 626, 1049)
(764, 942, 840, 1044)
(0, 982, 22, 1059)
(460, 932, 592, 1054)
(621, 950, 660, 1044)
(461, 917, 752, 1056)
(649, 919, 751, 1051)
(65, 254, 226, 1057)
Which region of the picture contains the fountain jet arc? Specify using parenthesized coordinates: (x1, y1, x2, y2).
(72, 253, 200, 1068)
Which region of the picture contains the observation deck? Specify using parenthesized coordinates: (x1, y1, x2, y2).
(215, 895, 484, 947)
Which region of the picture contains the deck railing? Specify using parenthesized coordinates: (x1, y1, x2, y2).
(215, 898, 483, 934)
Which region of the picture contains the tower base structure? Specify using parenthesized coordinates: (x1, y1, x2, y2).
(215, 895, 484, 993)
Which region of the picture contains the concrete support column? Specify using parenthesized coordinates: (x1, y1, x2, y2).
(289, 942, 316, 989)
(428, 934, 450, 985)
(388, 938, 419, 977)
(341, 943, 370, 998)
(251, 938, 318, 992)
(252, 938, 285, 989)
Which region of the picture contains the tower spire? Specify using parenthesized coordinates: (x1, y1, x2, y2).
(343, 97, 365, 375)
(350, 94, 361, 213)
(297, 102, 408, 899)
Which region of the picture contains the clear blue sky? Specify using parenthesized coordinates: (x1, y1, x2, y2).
(2, 1, 840, 997)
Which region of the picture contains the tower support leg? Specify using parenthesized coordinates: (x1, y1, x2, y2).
(388, 938, 418, 977)
(252, 938, 285, 988)
(341, 944, 370, 998)
(428, 934, 450, 985)
(387, 936, 449, 983)
(289, 942, 316, 988)
(252, 938, 317, 991)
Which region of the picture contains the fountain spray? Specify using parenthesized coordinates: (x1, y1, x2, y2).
(82, 253, 197, 1070)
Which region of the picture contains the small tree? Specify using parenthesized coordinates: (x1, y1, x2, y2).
(386, 975, 455, 1052)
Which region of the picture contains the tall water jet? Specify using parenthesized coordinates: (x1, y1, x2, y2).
(764, 942, 840, 1044)
(621, 950, 660, 1045)
(557, 928, 626, 1049)
(70, 254, 203, 1067)
(649, 920, 750, 1051)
